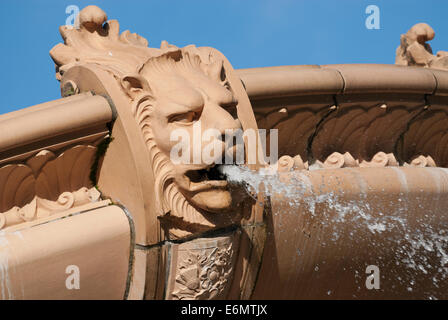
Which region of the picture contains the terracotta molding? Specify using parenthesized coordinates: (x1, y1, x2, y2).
(0, 187, 101, 230)
(237, 64, 448, 102)
(0, 92, 90, 121)
(0, 93, 112, 153)
(237, 66, 343, 100)
(3, 199, 111, 233)
(241, 65, 448, 164)
(431, 69, 448, 96)
(0, 205, 131, 299)
(237, 65, 321, 74)
(323, 64, 436, 94)
(0, 93, 113, 164)
(272, 152, 436, 172)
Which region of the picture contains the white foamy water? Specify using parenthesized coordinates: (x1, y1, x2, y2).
(220, 165, 448, 297)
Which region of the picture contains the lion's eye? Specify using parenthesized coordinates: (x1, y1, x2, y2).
(169, 111, 198, 124)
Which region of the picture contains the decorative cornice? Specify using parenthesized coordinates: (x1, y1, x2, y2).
(0, 93, 112, 166)
(274, 152, 437, 172)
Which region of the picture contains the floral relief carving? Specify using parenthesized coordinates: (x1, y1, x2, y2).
(172, 242, 234, 300)
(0, 145, 101, 230)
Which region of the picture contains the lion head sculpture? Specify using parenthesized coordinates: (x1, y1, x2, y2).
(50, 6, 251, 238)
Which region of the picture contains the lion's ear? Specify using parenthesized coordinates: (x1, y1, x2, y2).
(120, 74, 151, 99)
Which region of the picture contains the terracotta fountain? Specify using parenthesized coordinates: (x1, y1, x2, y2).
(0, 6, 447, 299)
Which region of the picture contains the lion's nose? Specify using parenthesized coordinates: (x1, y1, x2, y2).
(206, 104, 242, 132)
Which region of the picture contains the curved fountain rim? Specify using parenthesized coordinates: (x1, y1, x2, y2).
(237, 63, 448, 100)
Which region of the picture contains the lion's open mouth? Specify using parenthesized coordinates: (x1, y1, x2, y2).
(185, 165, 227, 183)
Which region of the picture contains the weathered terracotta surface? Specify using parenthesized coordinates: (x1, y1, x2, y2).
(0, 204, 131, 299)
(1, 6, 448, 299)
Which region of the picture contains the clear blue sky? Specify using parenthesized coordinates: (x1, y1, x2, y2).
(0, 0, 446, 114)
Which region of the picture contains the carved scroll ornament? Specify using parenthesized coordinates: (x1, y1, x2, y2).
(273, 152, 437, 173)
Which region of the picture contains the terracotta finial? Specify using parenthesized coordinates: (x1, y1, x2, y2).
(396, 22, 448, 70)
(79, 5, 108, 29)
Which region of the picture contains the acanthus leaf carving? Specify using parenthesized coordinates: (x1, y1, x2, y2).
(0, 145, 101, 230)
(35, 145, 96, 201)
